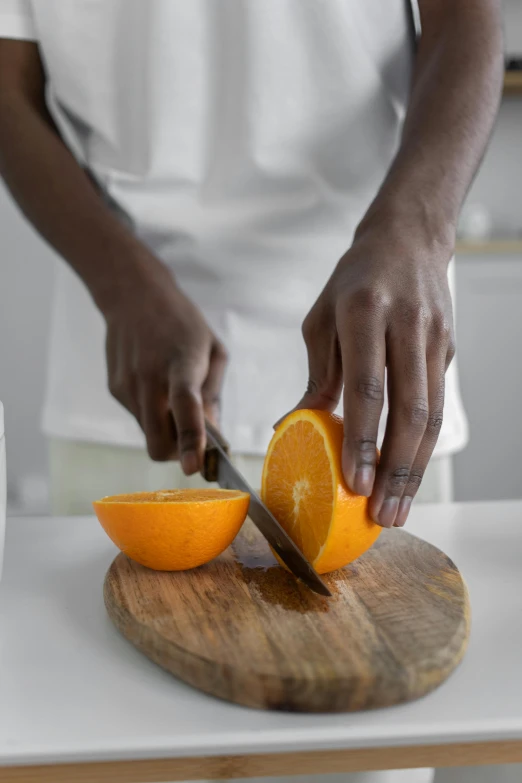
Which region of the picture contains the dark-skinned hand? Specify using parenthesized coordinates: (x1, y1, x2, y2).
(291, 224, 455, 529)
(103, 266, 227, 475)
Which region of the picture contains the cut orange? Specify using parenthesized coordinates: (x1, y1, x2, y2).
(261, 410, 381, 574)
(93, 489, 249, 571)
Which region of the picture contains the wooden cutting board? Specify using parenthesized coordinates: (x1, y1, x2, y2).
(104, 521, 470, 713)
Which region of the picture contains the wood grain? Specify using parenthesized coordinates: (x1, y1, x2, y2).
(104, 521, 470, 713)
(5, 740, 522, 783)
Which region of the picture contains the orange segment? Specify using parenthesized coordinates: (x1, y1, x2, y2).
(261, 410, 381, 574)
(93, 489, 249, 571)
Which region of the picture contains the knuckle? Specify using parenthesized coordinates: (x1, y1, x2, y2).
(427, 411, 444, 434)
(306, 377, 338, 406)
(306, 377, 319, 396)
(178, 428, 201, 449)
(351, 286, 389, 315)
(354, 437, 378, 459)
(355, 375, 384, 404)
(407, 469, 424, 490)
(388, 466, 411, 490)
(170, 381, 197, 400)
(402, 397, 430, 428)
(431, 311, 452, 340)
(202, 391, 221, 408)
(302, 314, 318, 345)
(166, 348, 189, 375)
(446, 339, 456, 364)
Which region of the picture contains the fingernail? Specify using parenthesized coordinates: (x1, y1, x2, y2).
(354, 465, 374, 497)
(378, 497, 400, 528)
(182, 450, 199, 475)
(395, 496, 412, 527)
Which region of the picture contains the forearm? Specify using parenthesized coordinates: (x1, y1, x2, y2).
(0, 44, 166, 312)
(357, 0, 504, 251)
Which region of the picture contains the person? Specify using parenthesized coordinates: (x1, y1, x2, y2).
(0, 2, 503, 782)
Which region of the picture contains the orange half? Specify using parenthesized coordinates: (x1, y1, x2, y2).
(261, 410, 381, 574)
(93, 489, 249, 571)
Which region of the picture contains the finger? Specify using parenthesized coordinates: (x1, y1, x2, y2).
(201, 341, 228, 427)
(277, 318, 342, 427)
(138, 380, 178, 461)
(394, 339, 449, 527)
(169, 360, 207, 475)
(369, 332, 429, 528)
(340, 311, 386, 498)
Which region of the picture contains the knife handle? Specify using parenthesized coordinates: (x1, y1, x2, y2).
(203, 420, 230, 483)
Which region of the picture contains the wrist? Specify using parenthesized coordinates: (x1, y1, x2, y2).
(88, 242, 175, 316)
(354, 192, 457, 263)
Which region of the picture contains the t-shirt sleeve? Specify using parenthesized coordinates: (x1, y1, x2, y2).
(0, 0, 36, 40)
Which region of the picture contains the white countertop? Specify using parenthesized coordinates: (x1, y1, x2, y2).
(1, 501, 522, 768)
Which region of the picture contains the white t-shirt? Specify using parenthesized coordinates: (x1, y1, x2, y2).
(0, 0, 468, 457)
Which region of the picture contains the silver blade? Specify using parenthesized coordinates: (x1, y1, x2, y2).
(206, 429, 331, 597)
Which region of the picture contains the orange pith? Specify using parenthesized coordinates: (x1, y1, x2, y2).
(93, 489, 249, 571)
(261, 410, 381, 574)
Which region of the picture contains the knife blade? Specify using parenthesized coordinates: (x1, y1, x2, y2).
(203, 421, 331, 597)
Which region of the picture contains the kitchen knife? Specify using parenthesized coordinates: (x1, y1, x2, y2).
(203, 420, 332, 597)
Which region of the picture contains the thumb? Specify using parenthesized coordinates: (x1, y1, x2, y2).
(274, 333, 343, 429)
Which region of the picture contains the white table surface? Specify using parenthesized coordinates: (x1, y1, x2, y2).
(1, 501, 522, 768)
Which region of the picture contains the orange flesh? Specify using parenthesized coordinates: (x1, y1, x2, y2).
(262, 420, 333, 562)
(262, 410, 381, 574)
(98, 489, 245, 504)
